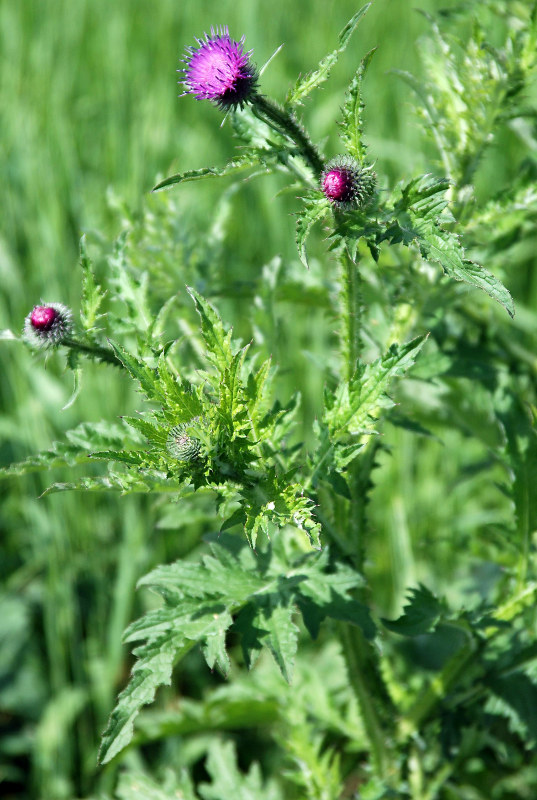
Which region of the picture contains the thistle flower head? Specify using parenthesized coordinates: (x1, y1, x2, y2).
(180, 26, 258, 110)
(166, 418, 203, 462)
(23, 303, 73, 349)
(321, 158, 377, 210)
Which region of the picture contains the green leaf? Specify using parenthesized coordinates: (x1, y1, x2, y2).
(324, 335, 427, 440)
(152, 154, 262, 192)
(108, 341, 165, 404)
(286, 4, 372, 105)
(0, 421, 127, 479)
(108, 232, 153, 334)
(99, 632, 189, 764)
(116, 768, 197, 800)
(390, 174, 514, 316)
(381, 585, 443, 636)
(497, 393, 537, 567)
(187, 287, 234, 373)
(295, 193, 331, 268)
(486, 672, 537, 742)
(199, 740, 283, 800)
(79, 235, 106, 331)
(340, 47, 377, 163)
(100, 537, 372, 761)
(258, 601, 299, 683)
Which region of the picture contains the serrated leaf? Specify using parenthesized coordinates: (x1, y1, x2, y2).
(116, 769, 197, 800)
(286, 4, 372, 106)
(382, 585, 442, 636)
(79, 235, 106, 331)
(340, 47, 377, 163)
(486, 672, 537, 742)
(324, 335, 427, 440)
(153, 154, 261, 192)
(296, 194, 331, 268)
(187, 287, 234, 372)
(99, 632, 187, 764)
(108, 341, 165, 403)
(199, 740, 283, 800)
(108, 232, 153, 333)
(259, 601, 299, 683)
(390, 174, 514, 316)
(122, 415, 168, 447)
(0, 421, 127, 479)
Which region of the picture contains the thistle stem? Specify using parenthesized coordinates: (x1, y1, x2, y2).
(250, 95, 324, 177)
(62, 337, 123, 367)
(339, 624, 394, 781)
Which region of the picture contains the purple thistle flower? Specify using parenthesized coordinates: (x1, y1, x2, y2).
(321, 157, 376, 210)
(180, 26, 258, 110)
(23, 303, 73, 349)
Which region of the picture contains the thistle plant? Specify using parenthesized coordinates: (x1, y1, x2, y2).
(3, 3, 537, 799)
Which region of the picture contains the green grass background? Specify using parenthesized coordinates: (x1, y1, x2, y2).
(1, 1, 533, 798)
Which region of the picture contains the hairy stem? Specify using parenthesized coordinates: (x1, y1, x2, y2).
(339, 247, 363, 382)
(62, 337, 123, 367)
(340, 624, 395, 781)
(250, 95, 324, 176)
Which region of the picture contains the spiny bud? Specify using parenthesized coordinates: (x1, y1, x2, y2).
(23, 303, 73, 349)
(166, 418, 203, 462)
(321, 157, 376, 210)
(180, 26, 258, 110)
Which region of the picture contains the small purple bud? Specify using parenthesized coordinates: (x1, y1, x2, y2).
(30, 306, 58, 331)
(323, 169, 355, 204)
(23, 303, 73, 349)
(180, 26, 258, 110)
(321, 158, 377, 210)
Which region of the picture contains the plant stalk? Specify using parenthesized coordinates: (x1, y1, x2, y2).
(251, 94, 324, 176)
(62, 337, 123, 367)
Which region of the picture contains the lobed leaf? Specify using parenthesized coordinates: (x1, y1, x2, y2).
(99, 537, 375, 761)
(79, 235, 106, 331)
(152, 154, 262, 192)
(295, 193, 331, 269)
(340, 47, 377, 163)
(324, 335, 427, 441)
(286, 4, 372, 106)
(382, 585, 443, 637)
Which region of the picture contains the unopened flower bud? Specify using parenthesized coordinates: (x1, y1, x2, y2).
(23, 303, 73, 349)
(166, 418, 203, 462)
(321, 158, 376, 209)
(180, 26, 258, 110)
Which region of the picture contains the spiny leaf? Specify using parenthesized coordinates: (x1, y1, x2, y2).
(108, 341, 165, 403)
(390, 175, 514, 316)
(156, 356, 206, 423)
(296, 194, 331, 268)
(152, 154, 262, 192)
(122, 415, 168, 447)
(100, 538, 373, 761)
(254, 602, 299, 683)
(187, 287, 234, 372)
(99, 632, 189, 764)
(108, 232, 152, 333)
(340, 47, 377, 163)
(486, 672, 537, 742)
(0, 421, 127, 479)
(286, 4, 372, 106)
(199, 740, 283, 800)
(116, 768, 197, 800)
(381, 585, 443, 636)
(324, 335, 427, 440)
(79, 235, 106, 331)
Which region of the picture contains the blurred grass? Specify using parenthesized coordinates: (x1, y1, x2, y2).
(0, 0, 534, 797)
